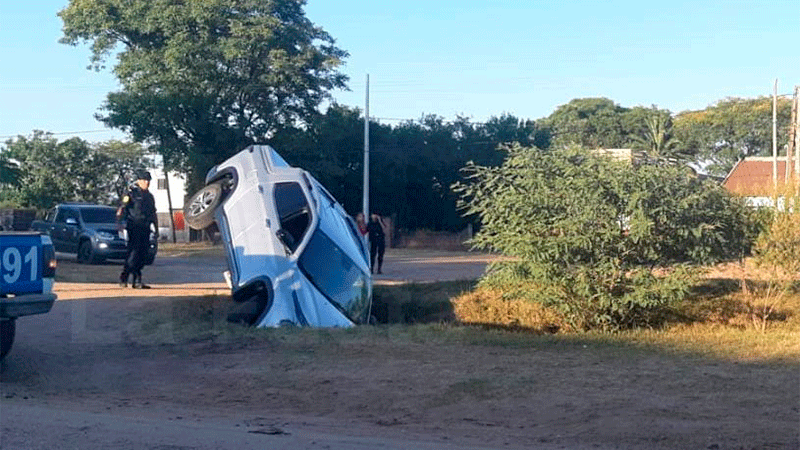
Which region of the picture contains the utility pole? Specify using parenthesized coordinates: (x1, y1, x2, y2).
(362, 74, 370, 222)
(788, 86, 799, 183)
(794, 86, 800, 177)
(164, 170, 177, 243)
(773, 79, 778, 186)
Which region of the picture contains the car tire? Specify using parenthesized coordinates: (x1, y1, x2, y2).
(77, 240, 101, 264)
(184, 182, 223, 230)
(0, 319, 15, 361)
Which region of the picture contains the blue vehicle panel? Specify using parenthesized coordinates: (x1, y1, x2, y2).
(0, 234, 44, 295)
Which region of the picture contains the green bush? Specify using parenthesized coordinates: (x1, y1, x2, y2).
(453, 144, 753, 330)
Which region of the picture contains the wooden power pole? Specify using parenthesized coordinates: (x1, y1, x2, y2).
(773, 79, 778, 186)
(794, 86, 800, 177)
(787, 87, 798, 182)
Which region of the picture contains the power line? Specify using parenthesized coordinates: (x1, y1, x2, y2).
(0, 129, 120, 140)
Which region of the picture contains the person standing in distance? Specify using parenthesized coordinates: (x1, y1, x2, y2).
(367, 213, 387, 274)
(355, 213, 368, 238)
(117, 170, 157, 288)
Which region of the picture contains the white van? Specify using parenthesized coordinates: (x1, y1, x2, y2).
(184, 145, 371, 327)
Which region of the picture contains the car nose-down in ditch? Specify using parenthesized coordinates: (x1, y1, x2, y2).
(183, 145, 371, 327)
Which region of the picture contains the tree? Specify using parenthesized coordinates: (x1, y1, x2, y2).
(629, 107, 693, 164)
(59, 0, 348, 186)
(0, 132, 147, 210)
(673, 97, 793, 177)
(540, 98, 629, 149)
(0, 157, 20, 187)
(268, 107, 548, 232)
(269, 104, 375, 214)
(453, 144, 752, 330)
(93, 140, 152, 201)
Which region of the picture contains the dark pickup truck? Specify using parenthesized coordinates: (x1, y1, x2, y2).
(31, 203, 157, 265)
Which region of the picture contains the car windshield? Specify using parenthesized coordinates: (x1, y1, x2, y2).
(298, 228, 370, 322)
(80, 207, 118, 224)
(310, 178, 369, 262)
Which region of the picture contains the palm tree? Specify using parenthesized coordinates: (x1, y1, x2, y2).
(632, 110, 692, 165)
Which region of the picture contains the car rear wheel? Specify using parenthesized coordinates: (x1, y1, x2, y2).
(0, 319, 15, 361)
(184, 182, 223, 230)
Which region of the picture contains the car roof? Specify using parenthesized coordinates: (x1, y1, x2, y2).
(59, 203, 115, 208)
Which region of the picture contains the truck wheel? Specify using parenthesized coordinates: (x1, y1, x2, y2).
(0, 319, 15, 361)
(77, 240, 100, 264)
(184, 182, 223, 230)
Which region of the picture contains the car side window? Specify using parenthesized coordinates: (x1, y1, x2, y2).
(54, 209, 67, 224)
(63, 210, 78, 224)
(274, 182, 310, 251)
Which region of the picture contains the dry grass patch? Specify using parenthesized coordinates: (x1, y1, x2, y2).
(124, 265, 800, 362)
(447, 274, 800, 361)
(451, 288, 566, 333)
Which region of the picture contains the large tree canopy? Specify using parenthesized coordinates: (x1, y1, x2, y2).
(540, 98, 629, 149)
(673, 97, 793, 177)
(59, 0, 348, 183)
(0, 133, 148, 209)
(540, 98, 678, 153)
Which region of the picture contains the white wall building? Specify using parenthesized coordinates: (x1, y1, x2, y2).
(145, 155, 189, 242)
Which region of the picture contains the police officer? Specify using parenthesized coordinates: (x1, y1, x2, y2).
(117, 170, 157, 288)
(367, 213, 387, 274)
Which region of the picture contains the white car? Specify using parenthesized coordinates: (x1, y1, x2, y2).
(184, 145, 371, 327)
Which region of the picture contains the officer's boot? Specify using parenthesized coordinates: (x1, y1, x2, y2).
(132, 272, 150, 289)
(119, 271, 129, 287)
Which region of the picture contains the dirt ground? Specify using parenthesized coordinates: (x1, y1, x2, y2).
(1, 247, 798, 449)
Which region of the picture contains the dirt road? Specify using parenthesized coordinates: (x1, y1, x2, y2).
(1, 249, 798, 450)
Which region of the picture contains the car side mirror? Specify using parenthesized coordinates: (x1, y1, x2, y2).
(65, 218, 78, 226)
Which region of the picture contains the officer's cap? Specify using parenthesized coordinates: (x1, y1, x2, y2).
(136, 170, 152, 181)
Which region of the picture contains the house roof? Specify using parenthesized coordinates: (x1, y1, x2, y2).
(723, 156, 794, 196)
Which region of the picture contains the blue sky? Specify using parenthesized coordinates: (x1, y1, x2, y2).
(1, 0, 798, 143)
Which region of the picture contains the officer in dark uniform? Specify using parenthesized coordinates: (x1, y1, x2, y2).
(117, 170, 158, 288)
(367, 213, 387, 274)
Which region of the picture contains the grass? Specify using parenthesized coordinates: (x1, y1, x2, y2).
(124, 268, 800, 363)
(448, 276, 800, 362)
(157, 241, 226, 258)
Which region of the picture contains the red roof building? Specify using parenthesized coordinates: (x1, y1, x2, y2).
(723, 156, 794, 198)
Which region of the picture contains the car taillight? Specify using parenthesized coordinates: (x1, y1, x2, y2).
(42, 243, 57, 278)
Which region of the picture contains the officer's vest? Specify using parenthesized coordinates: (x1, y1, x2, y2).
(124, 187, 156, 228)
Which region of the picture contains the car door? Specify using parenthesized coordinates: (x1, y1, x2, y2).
(60, 208, 81, 254)
(50, 208, 69, 252)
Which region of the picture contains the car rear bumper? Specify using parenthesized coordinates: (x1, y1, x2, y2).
(0, 292, 57, 318)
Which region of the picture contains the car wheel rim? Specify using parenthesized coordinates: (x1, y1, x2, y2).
(188, 190, 216, 217)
